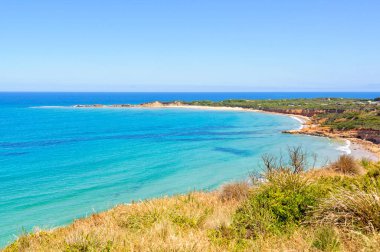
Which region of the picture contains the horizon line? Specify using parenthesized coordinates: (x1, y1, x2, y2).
(1, 91, 380, 93)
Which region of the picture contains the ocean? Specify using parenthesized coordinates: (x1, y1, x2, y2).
(0, 92, 378, 247)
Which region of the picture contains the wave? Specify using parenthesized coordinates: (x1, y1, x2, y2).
(289, 115, 306, 130)
(336, 139, 351, 155)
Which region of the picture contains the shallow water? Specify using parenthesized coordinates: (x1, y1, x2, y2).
(1, 92, 375, 247)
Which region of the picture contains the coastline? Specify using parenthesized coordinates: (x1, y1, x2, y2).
(5, 101, 380, 249)
(72, 103, 379, 161)
(165, 105, 379, 161)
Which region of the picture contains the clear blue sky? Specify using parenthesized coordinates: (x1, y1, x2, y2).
(0, 0, 379, 92)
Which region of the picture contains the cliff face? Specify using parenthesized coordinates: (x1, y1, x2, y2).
(261, 108, 379, 145)
(270, 112, 378, 146)
(260, 108, 345, 117)
(287, 127, 380, 144)
(357, 129, 380, 144)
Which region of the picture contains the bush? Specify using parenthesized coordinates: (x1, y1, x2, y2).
(330, 155, 362, 175)
(361, 158, 371, 169)
(261, 146, 309, 175)
(232, 171, 325, 238)
(359, 163, 380, 191)
(64, 231, 113, 252)
(231, 195, 277, 238)
(311, 226, 341, 251)
(310, 187, 380, 233)
(219, 182, 250, 202)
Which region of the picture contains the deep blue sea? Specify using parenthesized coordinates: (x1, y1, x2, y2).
(0, 92, 379, 247)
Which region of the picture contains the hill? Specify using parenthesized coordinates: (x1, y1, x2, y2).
(4, 152, 380, 251)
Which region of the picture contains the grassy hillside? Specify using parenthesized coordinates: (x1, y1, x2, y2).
(4, 152, 380, 251)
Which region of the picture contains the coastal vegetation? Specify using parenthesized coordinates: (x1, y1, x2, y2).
(184, 98, 380, 145)
(186, 98, 380, 131)
(5, 150, 380, 251)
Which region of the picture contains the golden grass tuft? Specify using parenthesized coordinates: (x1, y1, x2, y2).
(310, 187, 380, 233)
(219, 182, 250, 202)
(330, 155, 363, 175)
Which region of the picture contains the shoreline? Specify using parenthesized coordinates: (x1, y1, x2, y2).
(162, 105, 379, 161)
(4, 102, 379, 249)
(71, 103, 379, 161)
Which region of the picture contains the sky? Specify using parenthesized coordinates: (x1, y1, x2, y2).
(0, 0, 379, 92)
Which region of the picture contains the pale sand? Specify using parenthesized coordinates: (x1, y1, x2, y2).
(350, 141, 379, 161)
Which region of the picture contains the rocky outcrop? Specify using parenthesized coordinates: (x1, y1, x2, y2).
(357, 129, 380, 144)
(260, 108, 345, 117)
(139, 101, 164, 107)
(140, 101, 185, 107)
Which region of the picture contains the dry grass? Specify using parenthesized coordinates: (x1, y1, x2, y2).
(210, 226, 380, 251)
(219, 182, 250, 202)
(4, 192, 242, 252)
(5, 190, 380, 251)
(310, 187, 380, 233)
(330, 155, 363, 175)
(305, 167, 347, 179)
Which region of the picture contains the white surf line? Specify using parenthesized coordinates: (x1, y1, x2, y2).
(289, 115, 307, 130)
(336, 139, 352, 155)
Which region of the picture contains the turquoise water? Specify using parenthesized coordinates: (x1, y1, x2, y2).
(1, 93, 373, 247)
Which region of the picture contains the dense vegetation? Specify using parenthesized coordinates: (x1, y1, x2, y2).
(5, 150, 380, 251)
(316, 110, 380, 130)
(184, 98, 380, 131)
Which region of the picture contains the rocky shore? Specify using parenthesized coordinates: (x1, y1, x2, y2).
(284, 125, 380, 161)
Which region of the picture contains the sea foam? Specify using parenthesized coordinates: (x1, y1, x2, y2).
(336, 139, 352, 155)
(289, 115, 306, 130)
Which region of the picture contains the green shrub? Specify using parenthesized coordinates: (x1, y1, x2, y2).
(361, 158, 371, 169)
(208, 224, 249, 250)
(314, 163, 380, 192)
(364, 162, 380, 178)
(232, 171, 326, 238)
(169, 210, 210, 229)
(232, 195, 278, 238)
(357, 162, 380, 191)
(366, 168, 380, 181)
(312, 226, 341, 252)
(64, 232, 113, 252)
(360, 173, 380, 192)
(117, 209, 160, 230)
